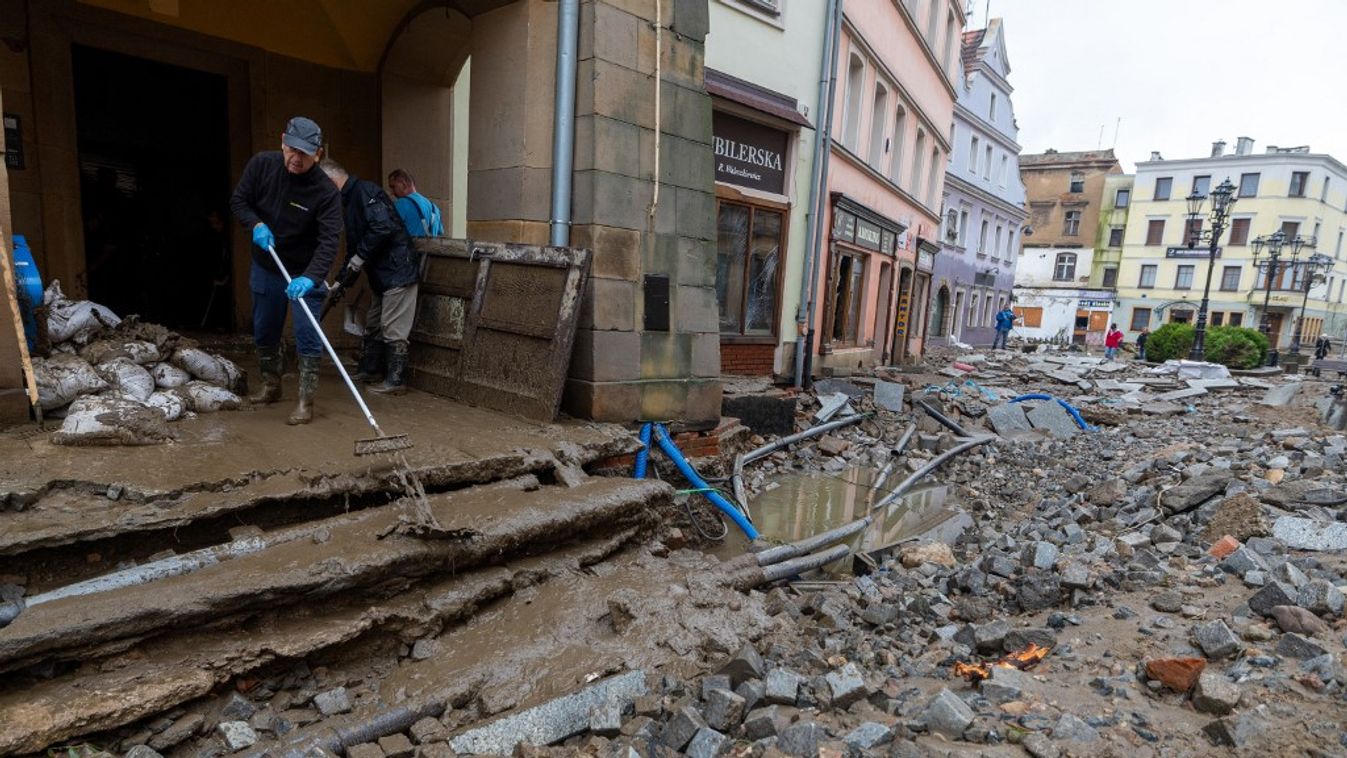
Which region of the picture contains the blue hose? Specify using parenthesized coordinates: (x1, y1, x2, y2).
(634, 422, 652, 479)
(654, 423, 761, 540)
(1010, 393, 1097, 432)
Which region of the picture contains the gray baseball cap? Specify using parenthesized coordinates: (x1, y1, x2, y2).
(282, 116, 323, 156)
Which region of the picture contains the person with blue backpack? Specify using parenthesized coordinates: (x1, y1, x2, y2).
(992, 305, 1016, 350)
(387, 169, 444, 238)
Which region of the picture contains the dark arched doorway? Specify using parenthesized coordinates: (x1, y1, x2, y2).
(931, 285, 950, 338)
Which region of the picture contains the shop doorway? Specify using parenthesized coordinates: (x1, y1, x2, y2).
(73, 45, 232, 329)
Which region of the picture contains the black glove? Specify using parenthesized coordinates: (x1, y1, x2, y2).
(320, 256, 365, 321)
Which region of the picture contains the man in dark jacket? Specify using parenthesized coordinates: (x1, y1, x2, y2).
(229, 116, 342, 425)
(319, 159, 420, 395)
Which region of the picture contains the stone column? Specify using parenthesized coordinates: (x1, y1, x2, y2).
(468, 0, 721, 427)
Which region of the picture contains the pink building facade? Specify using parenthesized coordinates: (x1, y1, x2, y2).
(813, 0, 963, 371)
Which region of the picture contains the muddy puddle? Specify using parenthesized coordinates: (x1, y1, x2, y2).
(715, 466, 970, 571)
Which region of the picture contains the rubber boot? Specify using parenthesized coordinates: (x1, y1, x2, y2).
(371, 341, 408, 396)
(249, 347, 283, 404)
(287, 355, 320, 425)
(352, 335, 385, 384)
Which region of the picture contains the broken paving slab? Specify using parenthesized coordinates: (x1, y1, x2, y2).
(1259, 384, 1301, 407)
(812, 379, 866, 399)
(873, 381, 906, 412)
(1024, 401, 1079, 439)
(1154, 387, 1208, 402)
(448, 671, 648, 755)
(815, 393, 853, 422)
(1187, 379, 1241, 391)
(986, 404, 1032, 436)
(1272, 516, 1347, 551)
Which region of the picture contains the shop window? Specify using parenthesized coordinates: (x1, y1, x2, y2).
(1014, 306, 1043, 328)
(828, 250, 866, 345)
(1130, 307, 1151, 331)
(716, 202, 783, 336)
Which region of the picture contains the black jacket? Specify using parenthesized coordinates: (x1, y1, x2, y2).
(229, 151, 342, 283)
(339, 176, 419, 293)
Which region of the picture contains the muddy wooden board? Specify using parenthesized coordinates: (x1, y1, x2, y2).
(409, 239, 590, 422)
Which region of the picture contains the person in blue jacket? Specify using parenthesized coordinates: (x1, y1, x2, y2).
(387, 169, 444, 238)
(992, 305, 1017, 350)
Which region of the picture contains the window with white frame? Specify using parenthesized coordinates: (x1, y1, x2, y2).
(910, 129, 926, 192)
(1069, 171, 1084, 193)
(983, 145, 992, 180)
(1053, 252, 1077, 281)
(993, 225, 1003, 259)
(998, 155, 1008, 186)
(889, 105, 907, 184)
(926, 147, 940, 206)
(868, 82, 888, 166)
(1063, 210, 1081, 236)
(959, 209, 970, 243)
(989, 93, 998, 122)
(969, 136, 979, 175)
(842, 53, 865, 150)
(979, 220, 989, 253)
(1175, 265, 1195, 289)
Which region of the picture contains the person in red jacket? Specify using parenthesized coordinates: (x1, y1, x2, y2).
(1104, 323, 1124, 361)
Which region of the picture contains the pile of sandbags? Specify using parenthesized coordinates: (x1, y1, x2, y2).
(31, 281, 248, 446)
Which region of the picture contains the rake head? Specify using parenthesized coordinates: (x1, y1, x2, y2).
(354, 434, 414, 456)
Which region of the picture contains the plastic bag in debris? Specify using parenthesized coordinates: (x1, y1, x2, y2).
(181, 381, 242, 413)
(172, 348, 245, 393)
(80, 339, 162, 366)
(94, 357, 155, 403)
(32, 353, 108, 410)
(146, 390, 186, 422)
(42, 280, 121, 345)
(150, 362, 192, 389)
(51, 395, 175, 447)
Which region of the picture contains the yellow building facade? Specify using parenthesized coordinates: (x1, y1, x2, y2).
(1115, 141, 1347, 353)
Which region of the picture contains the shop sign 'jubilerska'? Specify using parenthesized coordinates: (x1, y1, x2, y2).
(713, 112, 788, 195)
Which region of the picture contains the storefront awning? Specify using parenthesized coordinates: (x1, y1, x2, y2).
(706, 68, 813, 129)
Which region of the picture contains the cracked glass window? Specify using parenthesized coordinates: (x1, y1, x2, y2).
(716, 201, 784, 337)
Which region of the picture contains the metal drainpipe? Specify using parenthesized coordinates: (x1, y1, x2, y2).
(795, 0, 843, 388)
(549, 0, 581, 247)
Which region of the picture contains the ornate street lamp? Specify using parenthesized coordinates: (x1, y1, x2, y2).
(1252, 231, 1315, 366)
(1290, 252, 1334, 355)
(1184, 178, 1238, 361)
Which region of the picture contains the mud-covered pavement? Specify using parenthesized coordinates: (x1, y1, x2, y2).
(4, 347, 1347, 757)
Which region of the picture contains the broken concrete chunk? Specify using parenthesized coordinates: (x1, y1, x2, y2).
(1193, 620, 1241, 659)
(216, 721, 257, 753)
(1259, 384, 1300, 407)
(1025, 401, 1079, 439)
(873, 381, 906, 412)
(824, 663, 868, 708)
(312, 687, 352, 716)
(987, 403, 1032, 435)
(1276, 632, 1328, 659)
(764, 668, 803, 706)
(1248, 581, 1299, 617)
(1192, 670, 1242, 715)
(922, 688, 974, 740)
(1272, 516, 1347, 551)
(1297, 579, 1345, 617)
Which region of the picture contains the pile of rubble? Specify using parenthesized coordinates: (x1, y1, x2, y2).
(31, 282, 247, 445)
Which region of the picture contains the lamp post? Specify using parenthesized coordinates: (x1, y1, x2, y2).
(1290, 252, 1333, 355)
(1251, 231, 1314, 366)
(1184, 178, 1238, 361)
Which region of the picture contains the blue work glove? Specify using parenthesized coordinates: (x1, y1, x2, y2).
(286, 276, 315, 301)
(252, 223, 275, 250)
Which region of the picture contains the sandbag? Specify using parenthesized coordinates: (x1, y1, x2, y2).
(95, 357, 155, 403)
(32, 354, 108, 410)
(80, 339, 160, 365)
(181, 381, 242, 413)
(150, 362, 192, 389)
(146, 390, 186, 422)
(43, 280, 121, 345)
(172, 348, 245, 393)
(51, 395, 175, 447)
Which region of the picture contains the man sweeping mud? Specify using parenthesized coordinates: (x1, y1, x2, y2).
(319, 158, 420, 395)
(229, 117, 342, 424)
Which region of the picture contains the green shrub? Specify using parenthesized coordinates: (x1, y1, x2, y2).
(1205, 325, 1269, 369)
(1144, 322, 1195, 363)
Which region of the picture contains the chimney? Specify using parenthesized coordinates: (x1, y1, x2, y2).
(1149, 151, 1163, 161)
(1236, 136, 1254, 156)
(1266, 145, 1279, 154)
(1211, 140, 1226, 157)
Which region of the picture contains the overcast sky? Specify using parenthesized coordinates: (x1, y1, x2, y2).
(968, 0, 1347, 171)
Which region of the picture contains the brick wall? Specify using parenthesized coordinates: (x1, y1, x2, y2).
(721, 342, 774, 376)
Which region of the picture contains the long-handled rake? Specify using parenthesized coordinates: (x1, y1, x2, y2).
(265, 245, 413, 456)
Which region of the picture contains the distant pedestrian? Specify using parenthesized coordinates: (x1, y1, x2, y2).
(387, 169, 444, 238)
(1315, 334, 1331, 360)
(1104, 323, 1124, 361)
(992, 306, 1016, 350)
(1136, 328, 1151, 362)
